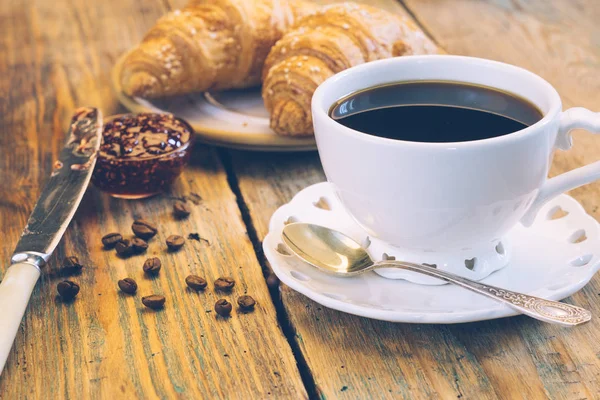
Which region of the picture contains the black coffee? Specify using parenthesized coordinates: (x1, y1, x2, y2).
(330, 81, 543, 143)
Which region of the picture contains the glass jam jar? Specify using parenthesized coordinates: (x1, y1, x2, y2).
(92, 113, 194, 199)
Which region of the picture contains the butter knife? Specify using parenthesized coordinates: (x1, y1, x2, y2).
(0, 107, 102, 374)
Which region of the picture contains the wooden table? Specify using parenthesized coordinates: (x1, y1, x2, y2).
(1, 0, 599, 398)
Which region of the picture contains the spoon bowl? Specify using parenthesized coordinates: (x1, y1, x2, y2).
(282, 223, 373, 276)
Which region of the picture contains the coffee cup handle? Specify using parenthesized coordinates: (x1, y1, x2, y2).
(521, 107, 600, 226)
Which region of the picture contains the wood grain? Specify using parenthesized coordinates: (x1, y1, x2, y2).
(230, 0, 600, 398)
(0, 0, 306, 398)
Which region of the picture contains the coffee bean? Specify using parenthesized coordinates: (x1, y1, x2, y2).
(102, 232, 123, 249)
(57, 280, 80, 300)
(215, 299, 232, 317)
(143, 257, 161, 275)
(118, 278, 138, 294)
(214, 277, 235, 291)
(166, 235, 185, 251)
(237, 295, 256, 311)
(186, 275, 207, 291)
(142, 294, 165, 309)
(62, 256, 83, 275)
(173, 202, 191, 218)
(132, 220, 158, 240)
(266, 273, 279, 290)
(115, 239, 133, 257)
(131, 238, 148, 254)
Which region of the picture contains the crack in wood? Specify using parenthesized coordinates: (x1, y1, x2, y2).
(397, 0, 446, 52)
(218, 148, 320, 399)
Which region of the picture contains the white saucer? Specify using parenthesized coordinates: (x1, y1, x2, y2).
(263, 182, 600, 323)
(112, 53, 317, 152)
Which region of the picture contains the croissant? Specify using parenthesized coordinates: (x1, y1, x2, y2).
(120, 0, 315, 98)
(262, 3, 440, 136)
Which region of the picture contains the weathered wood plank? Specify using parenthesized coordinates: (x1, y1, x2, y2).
(0, 0, 306, 398)
(231, 0, 600, 398)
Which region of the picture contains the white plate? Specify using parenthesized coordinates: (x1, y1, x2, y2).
(263, 182, 600, 324)
(111, 53, 317, 152)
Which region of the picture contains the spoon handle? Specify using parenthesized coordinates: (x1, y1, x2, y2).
(374, 261, 591, 326)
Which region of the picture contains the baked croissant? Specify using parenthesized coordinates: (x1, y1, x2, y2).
(120, 0, 315, 98)
(262, 3, 440, 136)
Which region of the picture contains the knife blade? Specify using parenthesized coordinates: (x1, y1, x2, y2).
(0, 107, 102, 374)
(11, 107, 103, 261)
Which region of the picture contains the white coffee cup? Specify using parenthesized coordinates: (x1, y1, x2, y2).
(312, 55, 600, 254)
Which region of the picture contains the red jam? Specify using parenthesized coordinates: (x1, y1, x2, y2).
(92, 113, 193, 199)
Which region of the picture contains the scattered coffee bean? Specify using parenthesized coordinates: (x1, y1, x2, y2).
(173, 202, 191, 218)
(142, 294, 165, 309)
(186, 275, 207, 291)
(132, 219, 158, 240)
(62, 256, 83, 275)
(102, 232, 123, 249)
(118, 278, 138, 294)
(215, 299, 232, 317)
(266, 273, 279, 290)
(57, 280, 80, 300)
(214, 277, 235, 291)
(131, 238, 148, 254)
(237, 295, 256, 311)
(143, 257, 162, 275)
(166, 235, 185, 251)
(115, 239, 133, 257)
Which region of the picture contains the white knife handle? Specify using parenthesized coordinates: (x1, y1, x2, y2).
(0, 262, 41, 374)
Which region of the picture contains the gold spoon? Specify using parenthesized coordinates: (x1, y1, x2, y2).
(282, 223, 591, 326)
